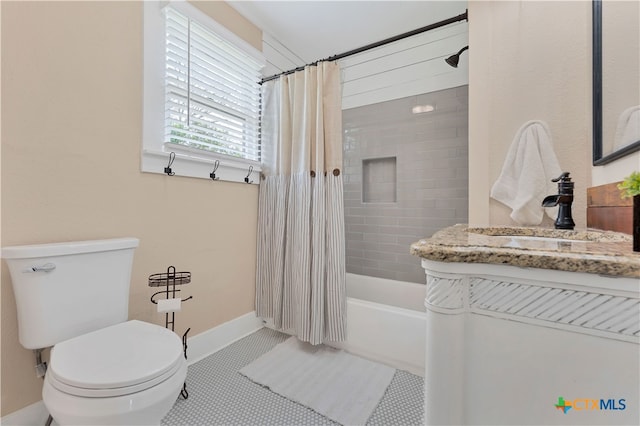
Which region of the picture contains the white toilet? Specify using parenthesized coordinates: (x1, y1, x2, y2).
(2, 238, 187, 425)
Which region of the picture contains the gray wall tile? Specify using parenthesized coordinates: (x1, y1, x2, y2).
(343, 85, 469, 284)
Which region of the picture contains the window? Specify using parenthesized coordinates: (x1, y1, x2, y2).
(165, 8, 262, 161)
(143, 0, 264, 183)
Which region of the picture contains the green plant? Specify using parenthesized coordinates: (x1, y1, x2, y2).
(618, 171, 640, 198)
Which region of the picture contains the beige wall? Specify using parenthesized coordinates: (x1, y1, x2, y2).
(468, 1, 592, 227)
(1, 0, 261, 416)
(190, 0, 261, 46)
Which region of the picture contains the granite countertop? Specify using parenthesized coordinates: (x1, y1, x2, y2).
(410, 224, 640, 278)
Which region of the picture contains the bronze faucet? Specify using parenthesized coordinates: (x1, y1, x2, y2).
(542, 172, 575, 230)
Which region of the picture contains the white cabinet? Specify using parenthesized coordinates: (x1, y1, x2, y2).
(422, 259, 640, 425)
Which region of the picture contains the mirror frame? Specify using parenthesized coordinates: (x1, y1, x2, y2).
(592, 0, 640, 165)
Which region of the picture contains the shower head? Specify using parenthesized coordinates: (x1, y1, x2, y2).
(445, 45, 469, 68)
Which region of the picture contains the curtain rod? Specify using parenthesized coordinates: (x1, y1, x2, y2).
(260, 10, 468, 84)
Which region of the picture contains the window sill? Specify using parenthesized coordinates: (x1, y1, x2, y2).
(141, 146, 261, 185)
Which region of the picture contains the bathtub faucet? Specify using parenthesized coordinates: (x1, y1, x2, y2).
(542, 172, 575, 230)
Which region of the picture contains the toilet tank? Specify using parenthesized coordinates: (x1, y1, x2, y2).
(2, 238, 139, 349)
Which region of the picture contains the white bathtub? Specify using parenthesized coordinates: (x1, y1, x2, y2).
(328, 273, 427, 376)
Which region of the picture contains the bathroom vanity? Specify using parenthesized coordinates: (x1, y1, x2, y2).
(411, 225, 640, 425)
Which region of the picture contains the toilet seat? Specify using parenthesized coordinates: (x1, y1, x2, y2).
(47, 320, 184, 398)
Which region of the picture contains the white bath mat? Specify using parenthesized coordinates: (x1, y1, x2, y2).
(239, 336, 396, 425)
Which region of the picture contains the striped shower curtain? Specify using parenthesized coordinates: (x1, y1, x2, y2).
(256, 61, 346, 345)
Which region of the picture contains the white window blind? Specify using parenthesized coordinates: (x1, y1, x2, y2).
(165, 7, 262, 162)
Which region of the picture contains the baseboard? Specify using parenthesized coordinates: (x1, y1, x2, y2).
(1, 312, 263, 424)
(187, 311, 264, 365)
(1, 401, 50, 426)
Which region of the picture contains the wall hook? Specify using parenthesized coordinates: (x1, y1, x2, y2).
(244, 165, 254, 184)
(164, 152, 176, 176)
(209, 160, 220, 180)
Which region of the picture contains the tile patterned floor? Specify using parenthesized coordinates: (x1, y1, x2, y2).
(162, 327, 424, 426)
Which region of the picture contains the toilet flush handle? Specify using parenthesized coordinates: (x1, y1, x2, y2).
(23, 263, 56, 273)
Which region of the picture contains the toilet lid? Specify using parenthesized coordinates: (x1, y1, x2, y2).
(49, 320, 184, 395)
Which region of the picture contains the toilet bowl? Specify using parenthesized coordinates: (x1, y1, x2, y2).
(43, 320, 187, 425)
(2, 238, 187, 425)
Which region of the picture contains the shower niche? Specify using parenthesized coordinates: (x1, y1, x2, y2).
(362, 157, 397, 203)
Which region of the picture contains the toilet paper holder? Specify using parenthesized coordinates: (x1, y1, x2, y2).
(149, 265, 193, 399)
(149, 266, 193, 331)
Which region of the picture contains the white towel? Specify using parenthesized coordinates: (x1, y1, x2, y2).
(614, 105, 640, 151)
(490, 121, 562, 225)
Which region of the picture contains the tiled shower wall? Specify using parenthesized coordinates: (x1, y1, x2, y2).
(342, 86, 469, 284)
